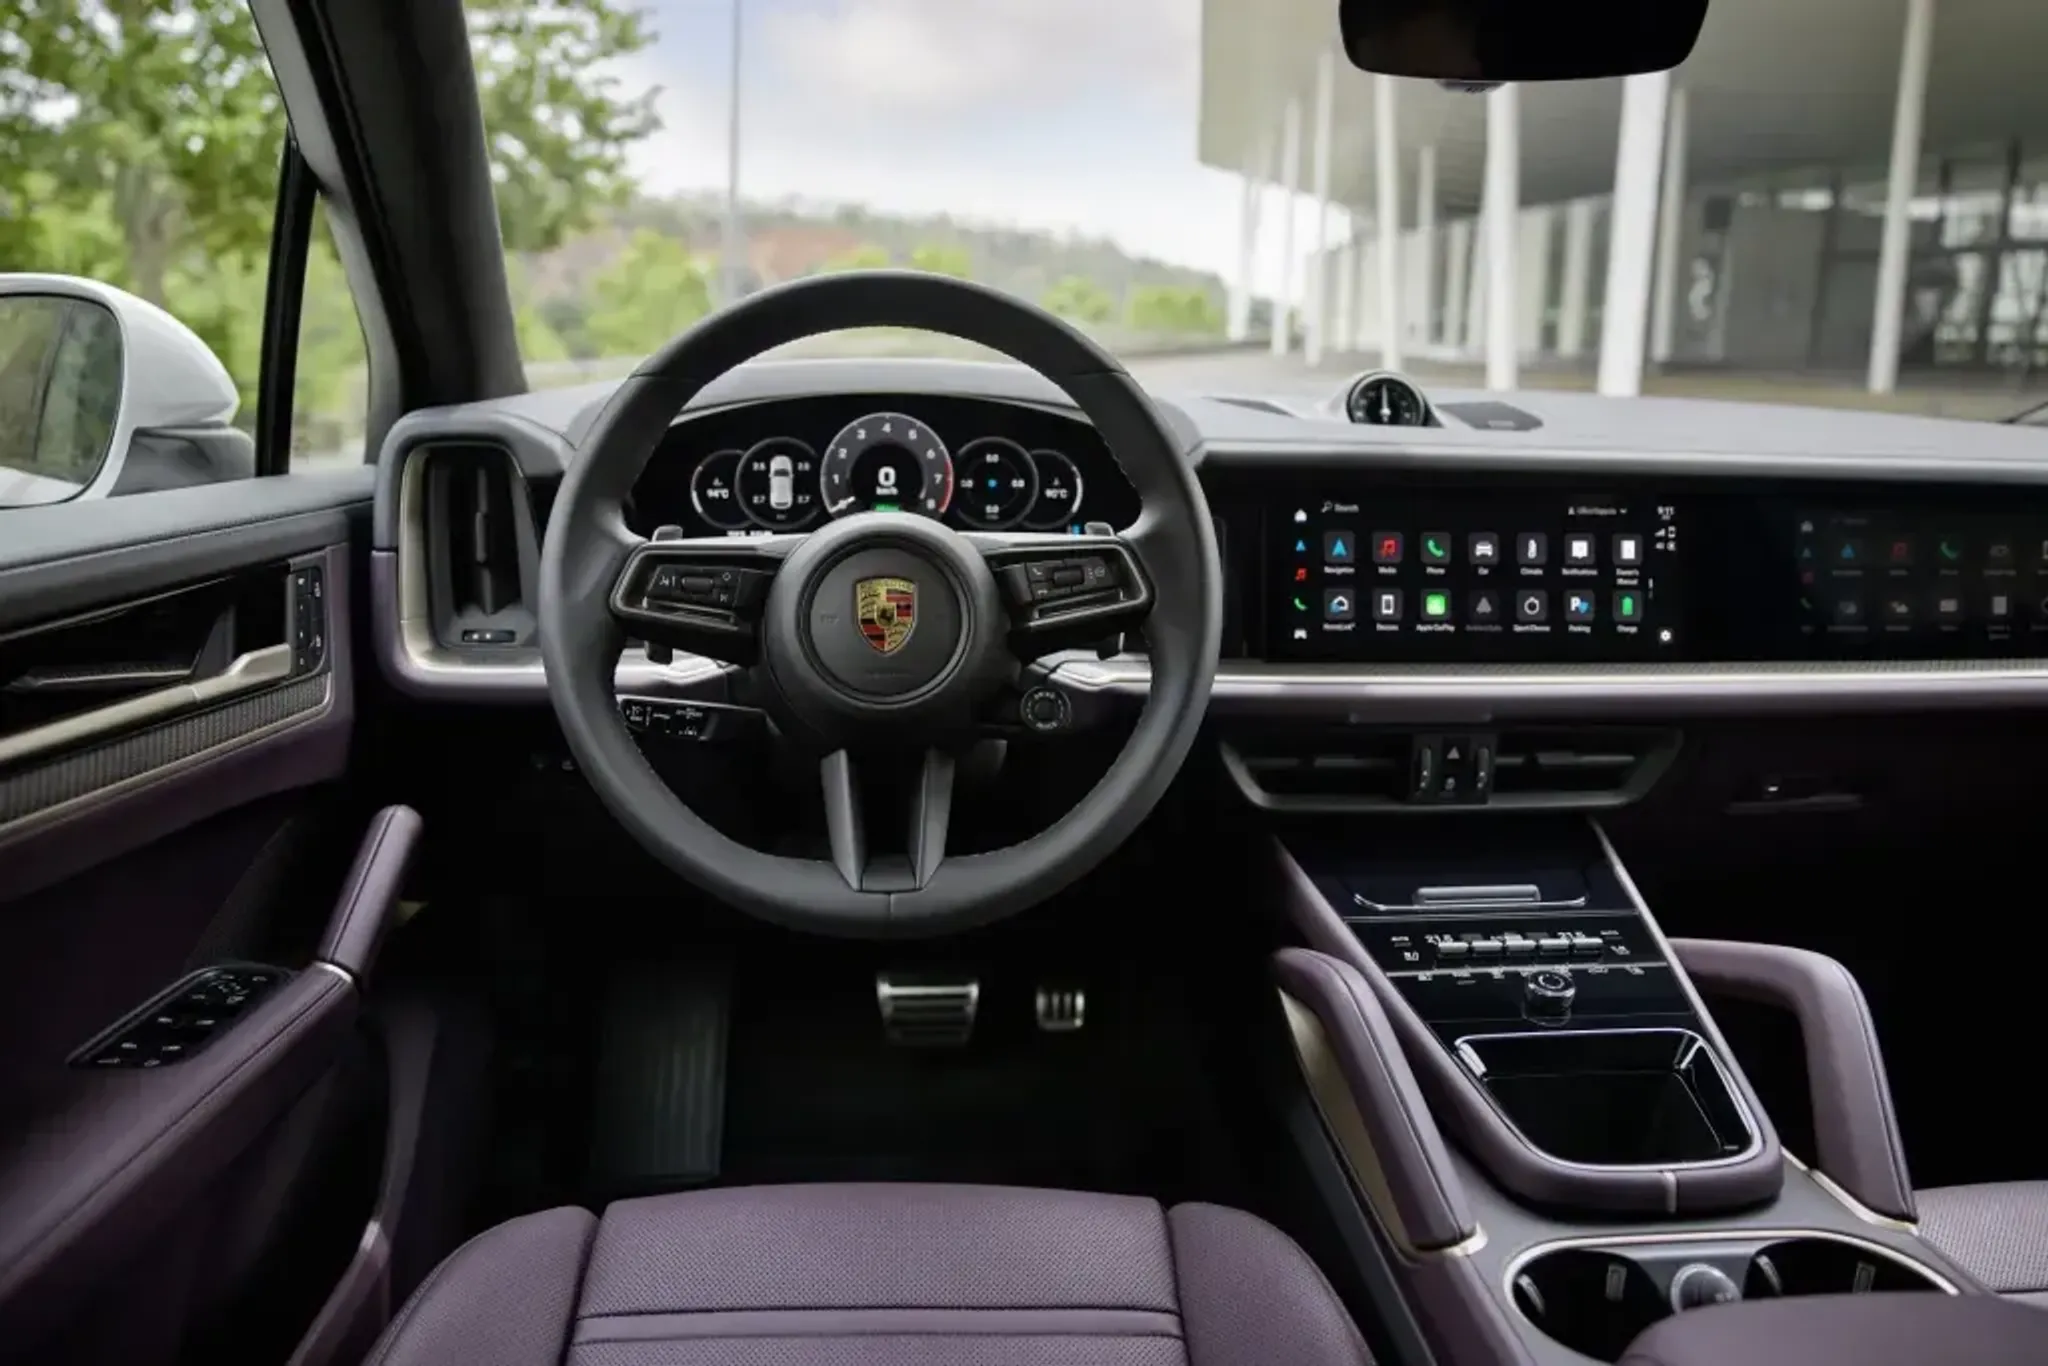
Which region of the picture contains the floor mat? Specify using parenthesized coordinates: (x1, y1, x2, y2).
(586, 956, 732, 1196)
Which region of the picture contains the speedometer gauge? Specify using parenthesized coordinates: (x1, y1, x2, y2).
(735, 437, 821, 530)
(820, 412, 955, 517)
(952, 437, 1040, 529)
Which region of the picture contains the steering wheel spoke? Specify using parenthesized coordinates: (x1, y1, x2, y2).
(608, 535, 799, 665)
(968, 531, 1153, 661)
(821, 747, 955, 893)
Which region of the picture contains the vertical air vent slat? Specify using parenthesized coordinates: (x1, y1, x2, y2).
(424, 443, 534, 647)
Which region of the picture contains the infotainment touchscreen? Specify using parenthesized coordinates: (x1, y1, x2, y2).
(1268, 493, 1681, 662)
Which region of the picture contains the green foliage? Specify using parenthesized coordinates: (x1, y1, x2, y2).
(1042, 275, 1116, 324)
(819, 243, 893, 272)
(909, 243, 972, 279)
(1127, 284, 1225, 335)
(584, 230, 713, 358)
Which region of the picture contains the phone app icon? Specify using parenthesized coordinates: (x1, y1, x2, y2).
(1421, 533, 1451, 565)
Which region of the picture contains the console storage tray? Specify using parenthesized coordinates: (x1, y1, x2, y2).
(1457, 1028, 1753, 1166)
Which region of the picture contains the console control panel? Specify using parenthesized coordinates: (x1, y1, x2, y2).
(1349, 912, 1689, 1036)
(289, 564, 327, 675)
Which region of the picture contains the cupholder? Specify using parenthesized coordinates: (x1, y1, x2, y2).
(1747, 1237, 1949, 1297)
(1510, 1248, 1667, 1363)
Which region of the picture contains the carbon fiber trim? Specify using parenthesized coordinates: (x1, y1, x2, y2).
(0, 674, 332, 828)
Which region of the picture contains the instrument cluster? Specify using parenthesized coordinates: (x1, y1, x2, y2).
(638, 394, 1137, 537)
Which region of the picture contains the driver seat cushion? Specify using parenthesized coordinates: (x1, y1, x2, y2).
(363, 1183, 1373, 1366)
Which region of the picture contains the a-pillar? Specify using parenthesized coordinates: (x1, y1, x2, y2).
(1597, 72, 1672, 396)
(1869, 0, 1935, 394)
(1272, 98, 1302, 357)
(1482, 86, 1520, 390)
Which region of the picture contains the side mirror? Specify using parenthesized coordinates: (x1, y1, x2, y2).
(1338, 0, 1708, 84)
(0, 275, 254, 509)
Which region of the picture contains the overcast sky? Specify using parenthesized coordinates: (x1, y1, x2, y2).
(618, 0, 1266, 283)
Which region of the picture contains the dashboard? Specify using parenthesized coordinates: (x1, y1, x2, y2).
(374, 356, 2048, 719)
(629, 394, 1140, 538)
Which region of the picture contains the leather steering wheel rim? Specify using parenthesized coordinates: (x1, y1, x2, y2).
(537, 271, 1220, 936)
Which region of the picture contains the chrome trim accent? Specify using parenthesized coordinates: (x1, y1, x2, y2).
(1450, 1026, 1764, 1174)
(1501, 1227, 1960, 1299)
(1352, 890, 1589, 914)
(1280, 992, 1486, 1262)
(1785, 1150, 1921, 1234)
(310, 959, 357, 988)
(0, 644, 293, 770)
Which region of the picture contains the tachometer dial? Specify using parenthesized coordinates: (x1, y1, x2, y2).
(688, 448, 751, 531)
(951, 436, 1041, 529)
(1021, 448, 1085, 530)
(820, 412, 954, 517)
(735, 437, 821, 530)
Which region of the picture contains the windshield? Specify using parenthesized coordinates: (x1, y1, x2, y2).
(8, 0, 2048, 466)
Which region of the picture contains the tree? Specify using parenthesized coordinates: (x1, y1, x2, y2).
(819, 244, 892, 272)
(0, 0, 659, 304)
(584, 230, 712, 358)
(909, 243, 973, 279)
(1128, 285, 1225, 335)
(1042, 275, 1116, 324)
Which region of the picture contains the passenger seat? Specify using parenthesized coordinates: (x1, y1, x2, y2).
(1918, 1184, 2048, 1306)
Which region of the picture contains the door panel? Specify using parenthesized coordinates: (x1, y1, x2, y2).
(0, 467, 377, 1365)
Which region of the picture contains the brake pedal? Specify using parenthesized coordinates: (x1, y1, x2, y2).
(876, 973, 979, 1046)
(1035, 984, 1086, 1033)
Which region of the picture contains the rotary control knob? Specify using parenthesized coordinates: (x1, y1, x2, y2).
(1669, 1263, 1741, 1313)
(1523, 969, 1576, 1023)
(1019, 687, 1071, 733)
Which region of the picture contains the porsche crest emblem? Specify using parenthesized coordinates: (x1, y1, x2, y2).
(855, 576, 917, 655)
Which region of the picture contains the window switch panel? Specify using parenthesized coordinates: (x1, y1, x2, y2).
(71, 964, 288, 1069)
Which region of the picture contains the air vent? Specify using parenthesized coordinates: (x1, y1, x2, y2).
(1222, 728, 1678, 812)
(423, 443, 536, 648)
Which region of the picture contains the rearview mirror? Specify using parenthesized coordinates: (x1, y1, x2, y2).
(0, 276, 253, 509)
(1338, 0, 1708, 84)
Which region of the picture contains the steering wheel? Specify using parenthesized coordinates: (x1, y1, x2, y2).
(537, 271, 1220, 936)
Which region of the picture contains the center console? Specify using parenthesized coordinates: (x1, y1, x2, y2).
(1264, 819, 1978, 1366)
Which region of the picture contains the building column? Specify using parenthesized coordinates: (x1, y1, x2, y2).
(1444, 218, 1472, 352)
(1272, 98, 1302, 357)
(1483, 86, 1520, 390)
(1415, 146, 1438, 346)
(1869, 0, 1935, 394)
(1335, 219, 1359, 353)
(1649, 87, 1690, 364)
(1305, 50, 1338, 366)
(1227, 138, 1268, 342)
(1598, 72, 1672, 396)
(1371, 73, 1404, 371)
(1557, 198, 1596, 359)
(1518, 206, 1555, 356)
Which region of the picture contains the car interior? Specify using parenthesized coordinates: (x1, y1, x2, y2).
(8, 1, 2048, 1365)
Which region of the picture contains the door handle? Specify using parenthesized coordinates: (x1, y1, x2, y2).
(0, 644, 293, 770)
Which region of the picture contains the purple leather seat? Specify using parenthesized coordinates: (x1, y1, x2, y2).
(363, 1183, 1372, 1366)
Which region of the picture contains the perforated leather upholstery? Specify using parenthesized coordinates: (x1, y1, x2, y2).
(1920, 1183, 2048, 1306)
(363, 1184, 1373, 1366)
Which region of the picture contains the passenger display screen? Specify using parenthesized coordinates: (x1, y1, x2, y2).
(1267, 493, 1682, 662)
(1791, 510, 2048, 654)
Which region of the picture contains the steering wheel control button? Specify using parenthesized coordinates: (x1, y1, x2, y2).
(1524, 969, 1577, 1023)
(1020, 687, 1071, 733)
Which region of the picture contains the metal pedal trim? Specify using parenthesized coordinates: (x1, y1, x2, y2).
(876, 973, 980, 1046)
